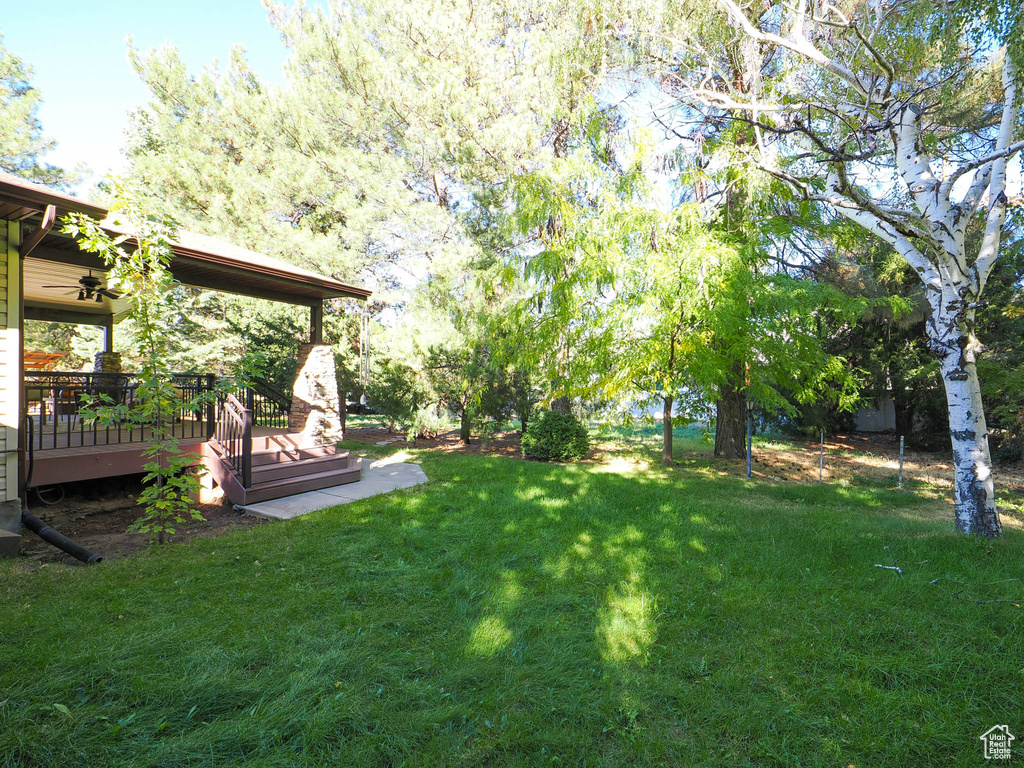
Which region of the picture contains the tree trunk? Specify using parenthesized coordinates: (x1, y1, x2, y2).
(935, 342, 1000, 536)
(714, 365, 746, 459)
(662, 395, 674, 467)
(551, 396, 571, 414)
(459, 409, 472, 444)
(893, 397, 914, 440)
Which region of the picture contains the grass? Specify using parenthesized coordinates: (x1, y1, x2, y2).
(2, 440, 1023, 766)
(341, 413, 393, 430)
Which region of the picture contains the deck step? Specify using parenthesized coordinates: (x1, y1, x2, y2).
(251, 452, 352, 483)
(250, 433, 316, 451)
(207, 439, 338, 466)
(243, 459, 363, 504)
(251, 444, 337, 466)
(202, 434, 362, 505)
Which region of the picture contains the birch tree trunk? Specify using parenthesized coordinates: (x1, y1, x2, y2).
(820, 143, 1009, 535)
(928, 310, 1001, 535)
(666, 0, 1024, 533)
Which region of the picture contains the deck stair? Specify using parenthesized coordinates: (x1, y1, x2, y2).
(202, 407, 362, 505)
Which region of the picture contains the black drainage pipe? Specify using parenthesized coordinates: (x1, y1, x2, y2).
(20, 415, 102, 564)
(21, 504, 102, 564)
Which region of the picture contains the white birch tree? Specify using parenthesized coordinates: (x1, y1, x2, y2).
(656, 0, 1023, 536)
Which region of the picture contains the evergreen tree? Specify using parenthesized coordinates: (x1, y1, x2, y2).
(0, 33, 81, 188)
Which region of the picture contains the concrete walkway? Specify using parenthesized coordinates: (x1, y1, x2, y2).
(239, 455, 429, 520)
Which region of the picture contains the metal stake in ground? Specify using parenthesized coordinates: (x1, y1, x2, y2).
(898, 435, 904, 489)
(746, 405, 753, 479)
(819, 430, 824, 484)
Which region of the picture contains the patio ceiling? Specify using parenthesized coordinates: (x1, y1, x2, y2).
(24, 258, 130, 323)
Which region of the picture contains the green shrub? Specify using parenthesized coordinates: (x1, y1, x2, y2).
(409, 407, 446, 440)
(991, 433, 1023, 466)
(521, 410, 590, 461)
(366, 360, 426, 431)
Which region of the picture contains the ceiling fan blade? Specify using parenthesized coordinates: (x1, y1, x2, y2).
(98, 289, 121, 300)
(40, 284, 80, 289)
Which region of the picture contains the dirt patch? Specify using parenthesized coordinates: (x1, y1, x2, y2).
(678, 432, 1024, 528)
(345, 426, 526, 457)
(18, 475, 263, 564)
(753, 432, 1024, 494)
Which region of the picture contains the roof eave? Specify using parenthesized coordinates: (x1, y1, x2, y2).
(0, 177, 107, 220)
(122, 239, 370, 301)
(1, 174, 372, 302)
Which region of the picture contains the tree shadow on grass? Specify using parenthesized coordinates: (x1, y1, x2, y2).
(373, 454, 1024, 765)
(2, 453, 1023, 767)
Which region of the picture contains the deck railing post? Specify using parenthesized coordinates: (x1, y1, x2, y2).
(241, 403, 253, 489)
(244, 386, 257, 430)
(205, 373, 216, 439)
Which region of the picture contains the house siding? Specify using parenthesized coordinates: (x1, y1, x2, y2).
(0, 221, 20, 504)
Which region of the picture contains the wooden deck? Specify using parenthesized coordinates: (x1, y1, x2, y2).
(29, 421, 281, 486)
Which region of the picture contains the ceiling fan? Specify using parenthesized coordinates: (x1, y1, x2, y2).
(42, 271, 121, 303)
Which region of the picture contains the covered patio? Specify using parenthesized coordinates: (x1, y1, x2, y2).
(0, 173, 371, 540)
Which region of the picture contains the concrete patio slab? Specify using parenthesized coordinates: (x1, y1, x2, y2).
(239, 457, 429, 520)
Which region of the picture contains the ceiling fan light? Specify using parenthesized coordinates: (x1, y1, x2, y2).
(77, 289, 86, 301)
(94, 292, 103, 303)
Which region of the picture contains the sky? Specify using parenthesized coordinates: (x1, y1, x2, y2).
(2, 0, 293, 192)
(6, 3, 1020, 204)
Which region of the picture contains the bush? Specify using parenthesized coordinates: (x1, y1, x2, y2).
(409, 407, 446, 441)
(991, 433, 1023, 466)
(366, 360, 426, 431)
(521, 410, 590, 462)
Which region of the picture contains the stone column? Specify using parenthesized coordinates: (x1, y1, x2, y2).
(0, 499, 20, 533)
(289, 343, 343, 444)
(92, 351, 125, 412)
(93, 351, 122, 373)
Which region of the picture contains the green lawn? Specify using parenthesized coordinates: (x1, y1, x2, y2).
(2, 446, 1023, 766)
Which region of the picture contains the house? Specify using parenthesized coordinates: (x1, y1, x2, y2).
(0, 172, 372, 553)
(854, 397, 897, 431)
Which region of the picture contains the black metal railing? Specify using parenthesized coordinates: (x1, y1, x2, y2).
(23, 372, 289, 452)
(222, 380, 290, 431)
(213, 393, 252, 488)
(247, 377, 291, 415)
